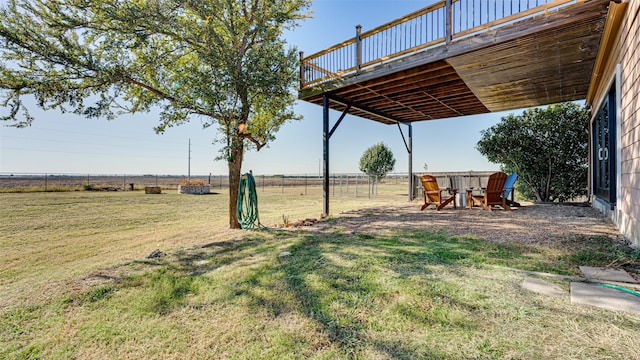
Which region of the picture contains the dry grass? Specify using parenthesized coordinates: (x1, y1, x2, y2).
(2, 187, 640, 359)
(0, 185, 409, 311)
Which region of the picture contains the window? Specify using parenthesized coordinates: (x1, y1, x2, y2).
(592, 84, 616, 204)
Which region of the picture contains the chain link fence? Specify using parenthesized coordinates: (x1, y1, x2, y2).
(2, 172, 502, 200)
(0, 173, 405, 198)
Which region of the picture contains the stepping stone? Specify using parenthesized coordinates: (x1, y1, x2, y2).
(522, 277, 567, 297)
(571, 282, 640, 314)
(579, 266, 638, 283)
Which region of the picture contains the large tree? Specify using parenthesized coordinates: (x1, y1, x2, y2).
(0, 0, 310, 228)
(476, 102, 589, 202)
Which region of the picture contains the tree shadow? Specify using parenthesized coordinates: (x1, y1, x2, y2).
(271, 231, 500, 357)
(71, 225, 640, 357)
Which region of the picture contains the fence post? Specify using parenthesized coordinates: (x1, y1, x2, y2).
(355, 25, 362, 74)
(44, 173, 48, 191)
(355, 175, 359, 197)
(332, 176, 335, 196)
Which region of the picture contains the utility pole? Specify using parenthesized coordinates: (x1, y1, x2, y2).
(188, 139, 191, 181)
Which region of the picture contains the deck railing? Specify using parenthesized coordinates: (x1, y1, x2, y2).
(300, 0, 584, 89)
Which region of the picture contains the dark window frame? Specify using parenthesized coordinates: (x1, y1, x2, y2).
(592, 83, 616, 206)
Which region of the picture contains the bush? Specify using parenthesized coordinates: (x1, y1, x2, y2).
(476, 102, 588, 202)
(359, 143, 396, 179)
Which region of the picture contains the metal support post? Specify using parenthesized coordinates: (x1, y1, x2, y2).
(322, 95, 330, 217)
(408, 123, 413, 201)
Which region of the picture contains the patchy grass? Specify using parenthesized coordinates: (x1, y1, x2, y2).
(0, 185, 81, 193)
(559, 235, 640, 268)
(0, 187, 408, 309)
(1, 191, 640, 359)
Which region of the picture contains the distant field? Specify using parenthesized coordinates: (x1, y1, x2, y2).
(0, 174, 189, 191)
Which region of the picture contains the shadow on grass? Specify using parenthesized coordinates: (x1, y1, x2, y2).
(119, 232, 296, 314)
(269, 231, 529, 358)
(60, 227, 640, 358)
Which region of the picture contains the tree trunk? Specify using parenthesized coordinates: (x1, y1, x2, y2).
(543, 156, 553, 202)
(228, 135, 244, 229)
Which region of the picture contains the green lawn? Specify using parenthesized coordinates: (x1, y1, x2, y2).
(1, 189, 640, 359)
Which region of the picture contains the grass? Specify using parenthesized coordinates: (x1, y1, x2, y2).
(0, 185, 82, 193)
(1, 188, 640, 359)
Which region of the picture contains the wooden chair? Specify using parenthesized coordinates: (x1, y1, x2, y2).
(420, 175, 457, 211)
(470, 172, 511, 211)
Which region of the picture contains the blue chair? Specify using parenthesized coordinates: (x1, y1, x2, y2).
(503, 173, 520, 207)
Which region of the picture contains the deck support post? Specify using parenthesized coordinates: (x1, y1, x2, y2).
(322, 95, 330, 218)
(397, 122, 414, 201)
(322, 97, 352, 217)
(408, 123, 413, 201)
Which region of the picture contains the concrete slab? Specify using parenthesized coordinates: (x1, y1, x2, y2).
(579, 266, 638, 283)
(570, 282, 640, 314)
(522, 277, 567, 297)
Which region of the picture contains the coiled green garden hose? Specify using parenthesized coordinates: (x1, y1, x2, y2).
(236, 172, 264, 230)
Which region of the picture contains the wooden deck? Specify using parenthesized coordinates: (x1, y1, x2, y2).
(299, 0, 611, 124)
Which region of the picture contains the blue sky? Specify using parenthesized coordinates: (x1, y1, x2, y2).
(0, 0, 519, 176)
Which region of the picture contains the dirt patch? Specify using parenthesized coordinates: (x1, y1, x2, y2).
(306, 202, 623, 245)
(299, 201, 640, 280)
(299, 202, 640, 281)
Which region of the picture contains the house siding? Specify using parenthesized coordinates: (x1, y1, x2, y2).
(590, 0, 640, 247)
(620, 1, 640, 238)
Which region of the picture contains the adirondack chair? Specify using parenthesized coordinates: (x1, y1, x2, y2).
(470, 172, 511, 211)
(503, 173, 521, 207)
(420, 175, 457, 211)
